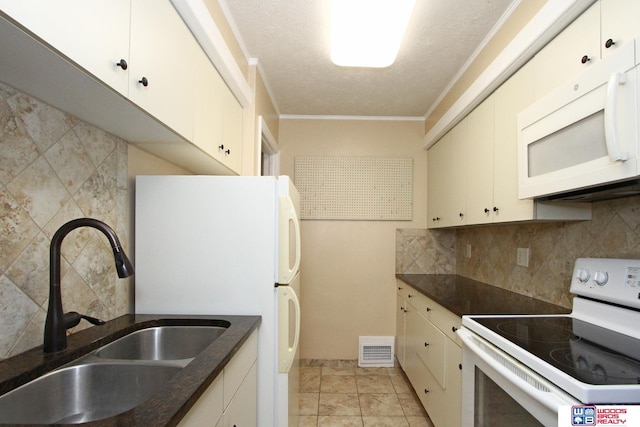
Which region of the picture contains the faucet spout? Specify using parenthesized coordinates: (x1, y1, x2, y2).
(44, 218, 134, 353)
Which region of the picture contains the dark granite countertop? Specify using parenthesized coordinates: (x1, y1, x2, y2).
(0, 314, 260, 427)
(396, 274, 570, 317)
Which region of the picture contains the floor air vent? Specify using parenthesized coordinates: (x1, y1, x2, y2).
(358, 336, 395, 367)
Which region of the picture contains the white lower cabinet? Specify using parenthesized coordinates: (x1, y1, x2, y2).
(397, 282, 461, 427)
(178, 329, 258, 427)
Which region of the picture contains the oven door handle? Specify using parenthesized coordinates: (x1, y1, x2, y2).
(458, 328, 577, 412)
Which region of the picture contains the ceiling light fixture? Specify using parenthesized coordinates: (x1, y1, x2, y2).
(330, 0, 416, 68)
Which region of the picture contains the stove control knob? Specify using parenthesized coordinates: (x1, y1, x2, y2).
(594, 271, 609, 286)
(576, 268, 590, 283)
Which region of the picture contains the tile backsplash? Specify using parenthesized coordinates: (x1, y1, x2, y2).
(398, 196, 640, 309)
(0, 82, 130, 359)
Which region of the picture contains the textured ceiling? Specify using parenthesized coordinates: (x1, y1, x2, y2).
(219, 0, 517, 118)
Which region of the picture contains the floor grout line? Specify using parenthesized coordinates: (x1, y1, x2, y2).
(299, 361, 434, 426)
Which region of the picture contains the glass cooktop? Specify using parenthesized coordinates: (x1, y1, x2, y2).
(473, 316, 640, 386)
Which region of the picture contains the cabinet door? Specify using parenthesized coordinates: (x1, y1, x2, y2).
(465, 97, 494, 224)
(427, 135, 450, 228)
(600, 0, 640, 59)
(220, 87, 243, 173)
(448, 119, 467, 227)
(492, 61, 535, 222)
(194, 47, 225, 163)
(415, 316, 446, 388)
(396, 292, 406, 368)
(177, 375, 223, 427)
(444, 340, 462, 427)
(129, 0, 196, 140)
(0, 0, 131, 95)
(223, 361, 257, 427)
(533, 1, 600, 99)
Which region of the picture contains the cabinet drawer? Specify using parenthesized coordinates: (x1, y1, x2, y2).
(396, 280, 413, 301)
(406, 290, 432, 319)
(223, 329, 258, 408)
(411, 360, 446, 427)
(416, 319, 446, 388)
(432, 307, 462, 346)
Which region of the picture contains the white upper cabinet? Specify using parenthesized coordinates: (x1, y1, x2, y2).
(534, 0, 640, 99)
(465, 95, 495, 224)
(533, 2, 600, 99)
(0, 0, 131, 96)
(0, 0, 245, 174)
(129, 0, 197, 141)
(492, 62, 536, 222)
(194, 47, 243, 175)
(427, 120, 467, 229)
(427, 62, 592, 229)
(600, 0, 640, 59)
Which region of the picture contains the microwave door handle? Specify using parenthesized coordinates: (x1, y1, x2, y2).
(604, 72, 628, 162)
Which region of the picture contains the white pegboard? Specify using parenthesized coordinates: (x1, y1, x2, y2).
(294, 156, 413, 220)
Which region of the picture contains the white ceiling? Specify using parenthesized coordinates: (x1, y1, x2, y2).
(218, 0, 518, 118)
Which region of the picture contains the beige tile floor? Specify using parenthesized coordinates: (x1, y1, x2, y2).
(299, 361, 435, 427)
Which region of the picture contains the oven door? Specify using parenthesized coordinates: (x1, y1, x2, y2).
(458, 328, 578, 427)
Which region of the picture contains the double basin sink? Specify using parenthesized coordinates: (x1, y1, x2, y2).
(0, 323, 229, 424)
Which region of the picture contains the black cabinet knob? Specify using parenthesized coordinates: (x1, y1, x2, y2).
(116, 59, 128, 70)
(218, 144, 224, 150)
(452, 326, 458, 332)
(424, 388, 429, 394)
(493, 206, 499, 212)
(458, 363, 462, 370)
(424, 342, 429, 347)
(459, 212, 464, 217)
(484, 208, 490, 213)
(138, 77, 149, 87)
(581, 55, 590, 64)
(426, 307, 432, 312)
(605, 38, 615, 49)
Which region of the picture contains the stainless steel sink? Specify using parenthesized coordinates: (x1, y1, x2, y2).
(0, 363, 181, 424)
(95, 325, 228, 361)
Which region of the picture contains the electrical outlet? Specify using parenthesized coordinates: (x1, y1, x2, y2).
(466, 244, 471, 258)
(516, 247, 530, 267)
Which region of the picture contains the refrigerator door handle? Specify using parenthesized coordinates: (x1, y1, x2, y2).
(278, 285, 301, 373)
(278, 195, 301, 284)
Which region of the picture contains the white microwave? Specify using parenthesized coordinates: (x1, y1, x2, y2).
(518, 37, 639, 201)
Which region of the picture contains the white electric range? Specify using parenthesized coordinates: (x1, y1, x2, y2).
(458, 258, 640, 426)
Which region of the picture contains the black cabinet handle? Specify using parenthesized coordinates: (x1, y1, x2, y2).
(116, 59, 128, 70)
(424, 342, 429, 347)
(484, 208, 490, 213)
(459, 212, 464, 218)
(493, 206, 499, 212)
(224, 149, 231, 155)
(459, 363, 462, 370)
(407, 294, 413, 298)
(452, 326, 459, 333)
(581, 55, 590, 64)
(424, 388, 429, 394)
(218, 144, 224, 150)
(432, 217, 440, 221)
(138, 77, 149, 87)
(605, 38, 615, 49)
(426, 307, 432, 312)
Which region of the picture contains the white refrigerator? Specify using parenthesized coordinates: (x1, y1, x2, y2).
(134, 175, 301, 427)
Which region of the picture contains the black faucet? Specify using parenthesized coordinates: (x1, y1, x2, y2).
(44, 218, 134, 353)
